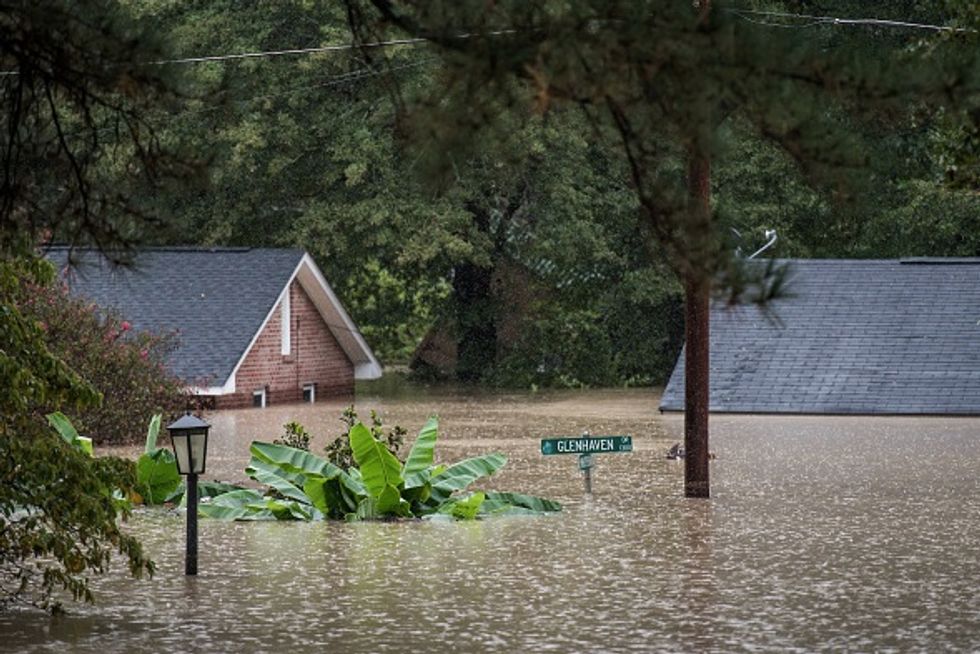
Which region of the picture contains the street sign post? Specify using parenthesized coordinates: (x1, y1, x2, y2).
(541, 434, 632, 494)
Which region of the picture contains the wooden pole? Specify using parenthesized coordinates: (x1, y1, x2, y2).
(684, 130, 712, 498)
(684, 272, 710, 498)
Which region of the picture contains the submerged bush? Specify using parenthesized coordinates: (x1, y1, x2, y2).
(323, 406, 405, 469)
(274, 421, 311, 452)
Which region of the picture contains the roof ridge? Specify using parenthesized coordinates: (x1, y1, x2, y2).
(43, 245, 307, 254)
(764, 258, 980, 264)
(41, 244, 306, 256)
(899, 257, 980, 265)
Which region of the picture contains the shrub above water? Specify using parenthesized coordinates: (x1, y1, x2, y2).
(201, 416, 561, 522)
(323, 406, 405, 469)
(20, 279, 186, 445)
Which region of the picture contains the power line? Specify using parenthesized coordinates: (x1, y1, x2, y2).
(2, 11, 972, 77)
(1, 29, 515, 76)
(147, 36, 430, 66)
(177, 58, 434, 119)
(55, 57, 435, 144)
(728, 8, 976, 33)
(146, 29, 516, 66)
(0, 36, 429, 77)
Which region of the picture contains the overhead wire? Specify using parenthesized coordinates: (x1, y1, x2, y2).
(0, 35, 432, 77)
(54, 57, 435, 143)
(177, 57, 435, 119)
(0, 9, 971, 77)
(727, 8, 976, 33)
(146, 36, 430, 66)
(1, 29, 516, 76)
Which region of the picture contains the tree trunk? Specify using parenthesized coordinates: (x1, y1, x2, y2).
(684, 275, 710, 498)
(684, 151, 711, 499)
(453, 261, 496, 382)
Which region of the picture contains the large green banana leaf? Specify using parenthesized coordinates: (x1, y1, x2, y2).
(249, 441, 364, 496)
(143, 414, 162, 453)
(401, 481, 432, 507)
(171, 480, 244, 506)
(480, 491, 563, 515)
(131, 413, 181, 505)
(246, 458, 315, 505)
(198, 489, 276, 520)
(198, 489, 319, 521)
(136, 449, 181, 505)
(402, 416, 439, 489)
(377, 484, 412, 517)
(46, 411, 93, 456)
(349, 423, 403, 499)
(303, 475, 358, 518)
(427, 453, 507, 507)
(259, 498, 316, 521)
(437, 491, 486, 520)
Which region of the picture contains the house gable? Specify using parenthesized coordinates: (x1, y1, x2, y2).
(221, 254, 382, 393)
(223, 279, 354, 408)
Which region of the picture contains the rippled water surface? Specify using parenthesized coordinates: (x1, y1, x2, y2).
(3, 384, 979, 652)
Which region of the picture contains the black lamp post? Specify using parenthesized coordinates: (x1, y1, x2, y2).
(167, 413, 210, 576)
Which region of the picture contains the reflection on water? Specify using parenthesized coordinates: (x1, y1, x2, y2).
(3, 384, 980, 652)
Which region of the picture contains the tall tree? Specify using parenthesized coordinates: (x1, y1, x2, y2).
(0, 0, 185, 610)
(344, 0, 979, 496)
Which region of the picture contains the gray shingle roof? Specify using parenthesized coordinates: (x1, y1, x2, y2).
(45, 247, 305, 386)
(659, 259, 980, 415)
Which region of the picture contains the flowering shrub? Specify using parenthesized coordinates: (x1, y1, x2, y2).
(21, 279, 187, 445)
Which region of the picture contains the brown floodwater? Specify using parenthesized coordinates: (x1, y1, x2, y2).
(2, 383, 979, 652)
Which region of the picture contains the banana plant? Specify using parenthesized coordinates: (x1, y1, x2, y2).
(200, 416, 561, 521)
(134, 414, 183, 505)
(47, 411, 93, 456)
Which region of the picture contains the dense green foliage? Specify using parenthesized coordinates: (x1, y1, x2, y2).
(19, 278, 186, 444)
(0, 0, 189, 612)
(0, 416, 152, 612)
(0, 1, 190, 253)
(1, 0, 975, 610)
(0, 255, 156, 613)
(129, 2, 978, 388)
(201, 417, 561, 521)
(344, 0, 977, 270)
(129, 1, 686, 385)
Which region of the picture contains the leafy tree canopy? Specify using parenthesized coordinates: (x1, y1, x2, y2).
(345, 0, 979, 277)
(0, 0, 186, 611)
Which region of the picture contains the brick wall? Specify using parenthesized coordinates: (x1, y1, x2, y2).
(216, 280, 354, 409)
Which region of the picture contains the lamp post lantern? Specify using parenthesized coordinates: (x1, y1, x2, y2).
(167, 413, 210, 576)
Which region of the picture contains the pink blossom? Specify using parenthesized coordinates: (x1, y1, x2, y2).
(121, 321, 131, 331)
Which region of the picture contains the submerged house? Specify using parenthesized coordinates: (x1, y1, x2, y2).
(659, 258, 980, 415)
(47, 247, 382, 409)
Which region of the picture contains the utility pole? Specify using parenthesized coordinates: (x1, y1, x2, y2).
(684, 154, 711, 498)
(684, 0, 712, 499)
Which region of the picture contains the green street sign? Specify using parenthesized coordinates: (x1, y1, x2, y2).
(540, 435, 633, 456)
